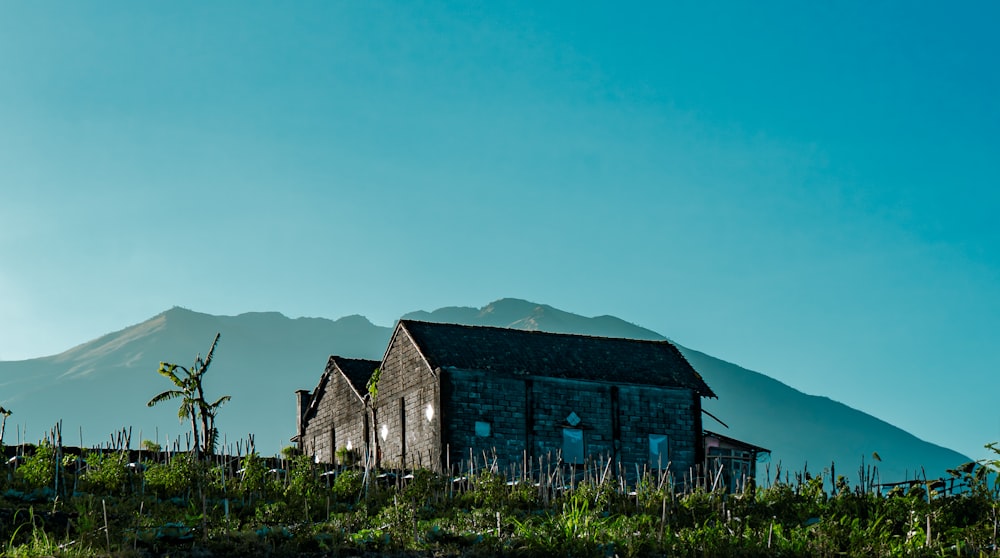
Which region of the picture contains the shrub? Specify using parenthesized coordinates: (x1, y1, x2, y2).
(331, 468, 363, 503)
(81, 451, 130, 495)
(144, 453, 201, 498)
(15, 441, 56, 491)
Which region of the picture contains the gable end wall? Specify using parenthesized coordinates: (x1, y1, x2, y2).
(375, 330, 441, 470)
(302, 373, 367, 464)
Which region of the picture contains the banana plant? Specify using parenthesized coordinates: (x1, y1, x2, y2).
(147, 333, 230, 456)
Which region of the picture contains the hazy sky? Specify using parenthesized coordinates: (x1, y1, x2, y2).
(2, 2, 998, 460)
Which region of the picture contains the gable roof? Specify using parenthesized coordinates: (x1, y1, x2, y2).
(333, 356, 380, 396)
(398, 320, 715, 398)
(303, 356, 380, 425)
(704, 430, 771, 454)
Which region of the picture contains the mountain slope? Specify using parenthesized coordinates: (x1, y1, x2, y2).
(403, 298, 663, 339)
(406, 300, 969, 481)
(0, 299, 969, 482)
(0, 307, 391, 452)
(685, 348, 967, 482)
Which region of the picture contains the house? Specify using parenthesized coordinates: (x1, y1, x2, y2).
(704, 430, 770, 492)
(297, 320, 732, 481)
(293, 355, 380, 465)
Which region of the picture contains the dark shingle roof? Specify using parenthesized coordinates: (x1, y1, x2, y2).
(305, 355, 381, 418)
(399, 320, 715, 398)
(328, 356, 380, 397)
(303, 356, 379, 426)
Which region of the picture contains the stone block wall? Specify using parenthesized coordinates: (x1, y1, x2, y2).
(302, 372, 368, 465)
(441, 369, 529, 472)
(616, 383, 700, 474)
(375, 330, 441, 470)
(526, 376, 616, 462)
(441, 369, 701, 477)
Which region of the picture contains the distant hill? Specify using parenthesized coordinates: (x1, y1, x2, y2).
(0, 307, 391, 453)
(0, 298, 969, 482)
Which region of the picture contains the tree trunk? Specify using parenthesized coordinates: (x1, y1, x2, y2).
(189, 403, 201, 458)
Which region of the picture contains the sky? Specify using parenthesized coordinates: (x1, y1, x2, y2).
(1, 2, 998, 461)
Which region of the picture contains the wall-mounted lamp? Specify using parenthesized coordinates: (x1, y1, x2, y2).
(425, 403, 434, 422)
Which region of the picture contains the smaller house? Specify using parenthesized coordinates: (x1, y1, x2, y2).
(293, 356, 379, 465)
(704, 430, 770, 492)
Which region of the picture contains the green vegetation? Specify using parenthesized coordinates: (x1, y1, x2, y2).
(147, 333, 231, 456)
(6, 342, 999, 556)
(2, 440, 1000, 557)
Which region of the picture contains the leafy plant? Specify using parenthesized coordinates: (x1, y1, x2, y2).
(336, 445, 359, 466)
(238, 451, 271, 502)
(285, 454, 325, 520)
(6, 442, 1000, 557)
(365, 367, 382, 402)
(15, 440, 56, 491)
(147, 332, 231, 456)
(81, 451, 130, 495)
(331, 468, 363, 503)
(144, 452, 202, 499)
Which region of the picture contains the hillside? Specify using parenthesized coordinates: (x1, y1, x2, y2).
(0, 298, 969, 481)
(0, 307, 391, 452)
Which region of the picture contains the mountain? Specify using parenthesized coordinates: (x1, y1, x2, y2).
(0, 307, 391, 453)
(403, 298, 664, 339)
(0, 299, 969, 483)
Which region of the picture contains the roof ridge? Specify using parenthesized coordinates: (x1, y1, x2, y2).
(398, 319, 715, 398)
(398, 318, 672, 345)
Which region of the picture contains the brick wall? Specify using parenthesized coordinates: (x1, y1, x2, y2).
(441, 369, 528, 472)
(441, 369, 701, 477)
(302, 372, 368, 465)
(375, 330, 441, 470)
(616, 383, 700, 474)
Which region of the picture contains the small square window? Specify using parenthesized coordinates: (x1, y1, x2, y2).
(475, 421, 491, 437)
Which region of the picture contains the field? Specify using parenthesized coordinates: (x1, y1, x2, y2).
(2, 435, 999, 557)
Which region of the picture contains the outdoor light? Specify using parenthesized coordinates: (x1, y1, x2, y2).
(380, 424, 388, 441)
(425, 403, 434, 422)
(346, 439, 352, 451)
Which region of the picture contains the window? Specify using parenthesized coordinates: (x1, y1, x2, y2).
(562, 428, 584, 464)
(475, 421, 492, 437)
(708, 446, 755, 493)
(649, 434, 669, 467)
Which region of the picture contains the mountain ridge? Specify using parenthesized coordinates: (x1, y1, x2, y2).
(0, 298, 969, 481)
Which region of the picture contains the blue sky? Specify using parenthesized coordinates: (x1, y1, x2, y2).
(1, 2, 998, 460)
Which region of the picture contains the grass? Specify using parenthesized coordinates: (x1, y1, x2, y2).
(2, 437, 999, 557)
